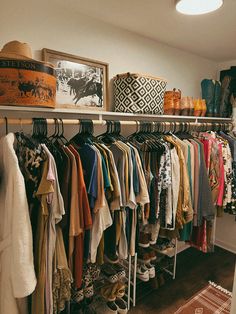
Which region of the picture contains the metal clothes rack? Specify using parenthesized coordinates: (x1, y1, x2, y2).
(0, 108, 233, 309)
(0, 118, 233, 132)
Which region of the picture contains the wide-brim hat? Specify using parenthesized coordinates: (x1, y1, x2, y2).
(0, 41, 54, 68)
(0, 40, 34, 60)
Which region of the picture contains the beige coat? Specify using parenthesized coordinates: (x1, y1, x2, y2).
(0, 133, 36, 314)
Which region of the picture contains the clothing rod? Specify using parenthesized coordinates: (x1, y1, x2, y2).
(0, 118, 233, 128)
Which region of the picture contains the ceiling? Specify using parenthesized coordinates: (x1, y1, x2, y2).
(56, 0, 236, 62)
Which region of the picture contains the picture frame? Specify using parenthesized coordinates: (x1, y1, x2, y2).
(42, 48, 109, 111)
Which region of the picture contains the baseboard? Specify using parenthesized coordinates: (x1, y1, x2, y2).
(215, 239, 236, 254)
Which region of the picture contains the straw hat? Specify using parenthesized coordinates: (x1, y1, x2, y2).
(0, 40, 34, 60)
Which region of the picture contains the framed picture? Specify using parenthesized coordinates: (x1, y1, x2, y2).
(42, 48, 109, 111)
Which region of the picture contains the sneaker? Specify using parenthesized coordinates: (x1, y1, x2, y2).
(146, 248, 157, 261)
(142, 263, 155, 279)
(72, 287, 84, 303)
(101, 263, 118, 283)
(94, 299, 118, 314)
(136, 264, 149, 282)
(111, 263, 126, 280)
(107, 301, 118, 313)
(149, 236, 157, 245)
(137, 248, 151, 264)
(105, 253, 119, 264)
(138, 232, 150, 248)
(114, 298, 128, 314)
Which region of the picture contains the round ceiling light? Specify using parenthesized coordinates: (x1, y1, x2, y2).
(176, 0, 224, 15)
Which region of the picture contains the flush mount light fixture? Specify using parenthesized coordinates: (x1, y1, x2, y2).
(176, 0, 223, 15)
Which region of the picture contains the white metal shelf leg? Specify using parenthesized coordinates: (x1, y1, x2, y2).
(133, 253, 137, 307)
(127, 254, 131, 310)
(173, 238, 178, 279)
(212, 215, 217, 252)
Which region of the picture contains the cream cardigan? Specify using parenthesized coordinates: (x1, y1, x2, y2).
(0, 133, 36, 314)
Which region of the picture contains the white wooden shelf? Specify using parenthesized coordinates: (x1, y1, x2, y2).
(0, 105, 232, 122)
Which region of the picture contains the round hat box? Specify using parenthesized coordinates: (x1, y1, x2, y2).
(0, 58, 56, 108)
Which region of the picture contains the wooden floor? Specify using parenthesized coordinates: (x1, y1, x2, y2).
(130, 246, 236, 314)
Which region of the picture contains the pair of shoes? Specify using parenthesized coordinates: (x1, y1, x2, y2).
(152, 237, 175, 253)
(142, 262, 155, 278)
(136, 262, 155, 281)
(137, 247, 156, 264)
(86, 263, 101, 281)
(139, 232, 156, 248)
(94, 298, 128, 314)
(107, 299, 128, 314)
(201, 79, 221, 117)
(163, 88, 181, 115)
(72, 284, 94, 303)
(180, 96, 194, 116)
(100, 281, 126, 301)
(101, 263, 126, 283)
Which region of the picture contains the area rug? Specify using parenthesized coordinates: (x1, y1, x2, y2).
(174, 281, 232, 314)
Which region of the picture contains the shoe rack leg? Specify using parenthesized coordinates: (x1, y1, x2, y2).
(212, 215, 216, 252)
(173, 238, 178, 280)
(128, 254, 131, 310)
(133, 253, 137, 307)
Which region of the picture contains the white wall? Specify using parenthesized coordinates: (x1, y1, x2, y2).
(215, 215, 236, 254)
(0, 0, 218, 110)
(218, 60, 236, 72)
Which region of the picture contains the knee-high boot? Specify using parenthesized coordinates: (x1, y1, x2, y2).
(201, 79, 215, 117)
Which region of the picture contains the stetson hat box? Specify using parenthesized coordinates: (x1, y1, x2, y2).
(0, 41, 56, 108)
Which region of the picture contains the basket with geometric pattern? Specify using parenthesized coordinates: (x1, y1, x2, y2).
(113, 72, 167, 114)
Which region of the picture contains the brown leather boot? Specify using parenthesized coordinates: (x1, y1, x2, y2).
(180, 96, 189, 116)
(188, 96, 194, 116)
(164, 91, 175, 115)
(173, 88, 181, 115)
(193, 98, 202, 116)
(201, 99, 207, 116)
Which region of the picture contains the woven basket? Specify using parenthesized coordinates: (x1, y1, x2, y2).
(113, 72, 167, 114)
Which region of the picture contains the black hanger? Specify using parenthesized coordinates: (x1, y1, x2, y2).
(70, 119, 96, 145)
(98, 120, 117, 144)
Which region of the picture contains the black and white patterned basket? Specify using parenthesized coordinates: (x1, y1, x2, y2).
(113, 73, 167, 114)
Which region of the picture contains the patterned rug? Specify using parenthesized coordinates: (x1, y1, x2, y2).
(175, 282, 232, 314)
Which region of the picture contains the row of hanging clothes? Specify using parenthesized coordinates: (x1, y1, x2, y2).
(0, 117, 235, 314)
(135, 121, 235, 256)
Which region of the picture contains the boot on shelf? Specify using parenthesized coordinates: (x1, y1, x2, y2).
(201, 79, 215, 117)
(173, 88, 181, 115)
(201, 99, 207, 117)
(188, 96, 194, 116)
(213, 81, 221, 117)
(180, 96, 189, 116)
(220, 76, 231, 117)
(164, 91, 175, 115)
(193, 98, 202, 117)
